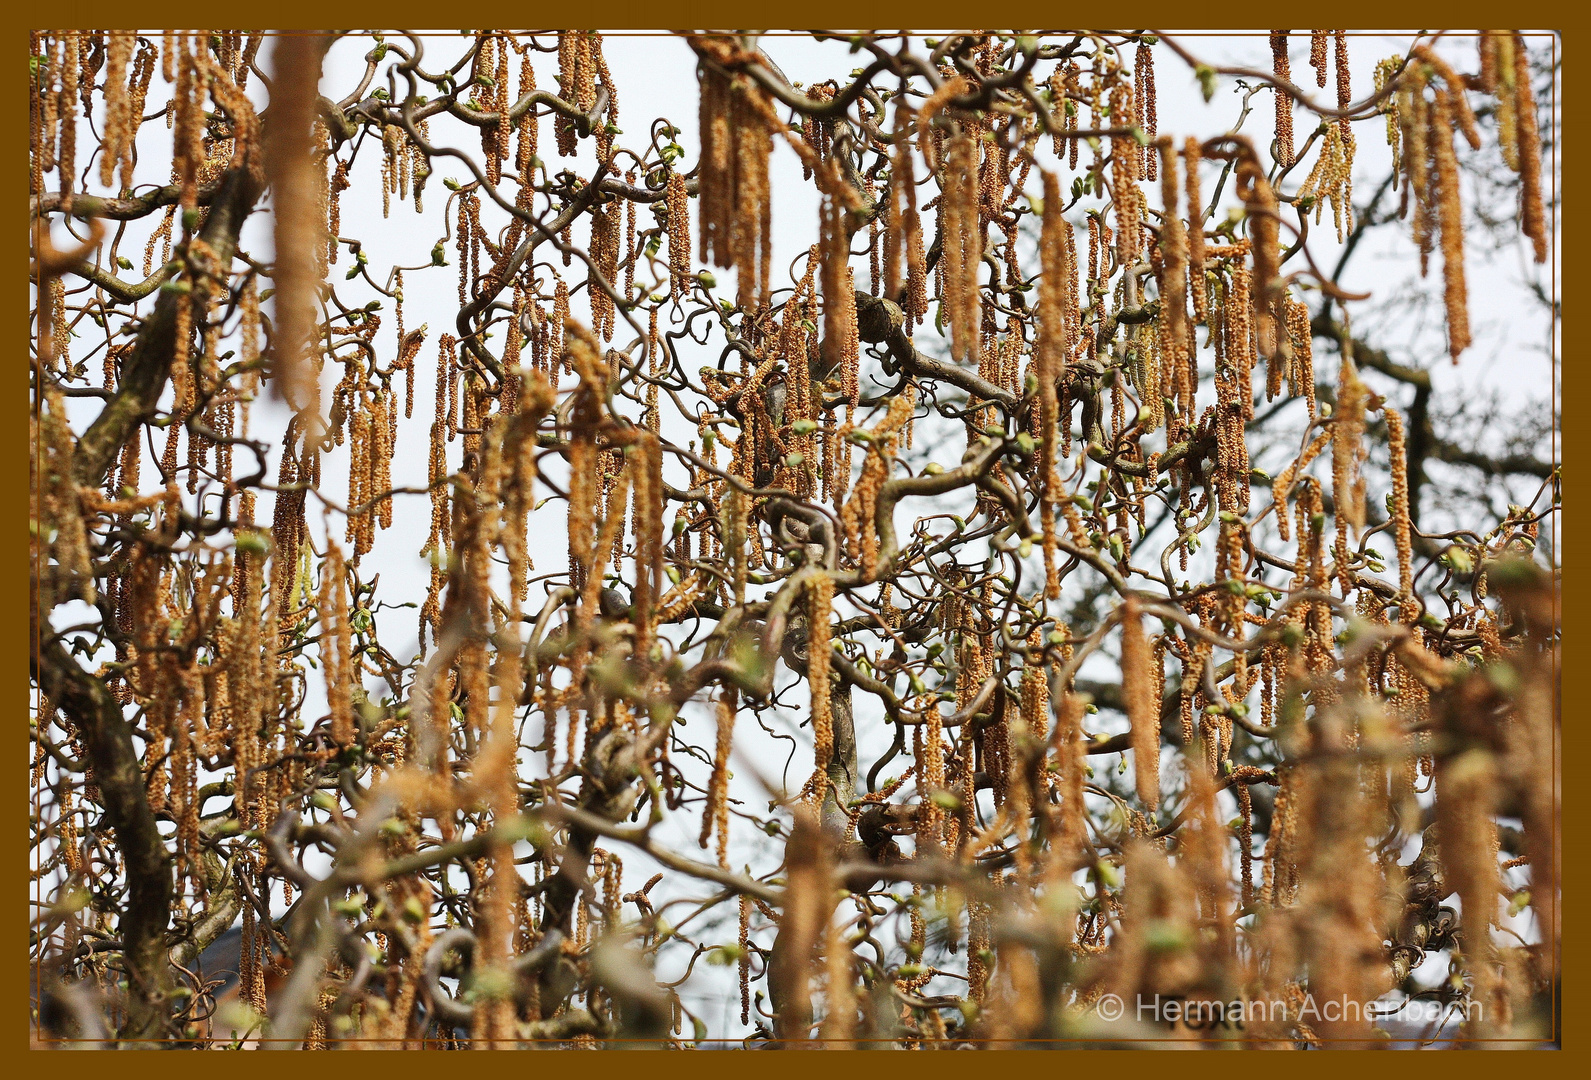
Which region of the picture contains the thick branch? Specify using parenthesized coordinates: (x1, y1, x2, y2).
(32, 636, 175, 1043)
(70, 162, 262, 490)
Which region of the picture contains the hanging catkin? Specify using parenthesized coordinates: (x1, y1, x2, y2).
(666, 170, 691, 299)
(1122, 595, 1159, 813)
(556, 31, 593, 157)
(264, 33, 326, 411)
(1136, 41, 1158, 180)
(700, 686, 737, 868)
(1509, 34, 1548, 264)
(1270, 32, 1294, 168)
(817, 161, 860, 405)
(886, 97, 927, 326)
(696, 45, 773, 309)
(1429, 88, 1471, 361)
(941, 130, 982, 365)
(100, 32, 134, 189)
(320, 538, 354, 746)
(1235, 154, 1281, 361)
(1155, 139, 1188, 424)
(1109, 79, 1140, 272)
(1385, 408, 1416, 605)
(1036, 171, 1071, 598)
(1185, 137, 1208, 328)
(806, 573, 835, 796)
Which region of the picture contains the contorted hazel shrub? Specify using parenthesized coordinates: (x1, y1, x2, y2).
(31, 30, 1557, 1048)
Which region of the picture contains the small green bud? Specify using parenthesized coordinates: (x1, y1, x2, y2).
(1439, 545, 1476, 576)
(235, 530, 269, 557)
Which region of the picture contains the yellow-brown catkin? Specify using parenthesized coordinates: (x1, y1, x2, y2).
(733, 79, 774, 311)
(1385, 409, 1415, 609)
(697, 53, 732, 256)
(264, 35, 325, 412)
(1036, 171, 1069, 598)
(380, 388, 397, 526)
(700, 687, 737, 867)
(738, 893, 753, 1024)
(1122, 595, 1159, 813)
(1410, 44, 1481, 150)
(347, 401, 370, 549)
(1334, 30, 1353, 136)
(941, 131, 982, 366)
(1284, 294, 1316, 416)
(1377, 57, 1404, 176)
(556, 31, 592, 158)
(887, 98, 927, 328)
(1436, 749, 1502, 1028)
(821, 916, 856, 1046)
(512, 47, 538, 174)
(1332, 352, 1367, 596)
(1136, 42, 1158, 180)
(58, 36, 79, 209)
(1271, 32, 1294, 167)
(1429, 89, 1470, 362)
(1185, 138, 1207, 326)
(35, 33, 55, 190)
(666, 170, 691, 299)
(1398, 66, 1434, 273)
(1236, 155, 1281, 361)
(838, 389, 913, 581)
(1296, 118, 1355, 243)
(100, 32, 134, 189)
(817, 161, 860, 406)
(1311, 30, 1329, 87)
(320, 539, 354, 746)
(1512, 34, 1548, 264)
(1109, 81, 1140, 270)
(1048, 688, 1089, 875)
(1156, 139, 1187, 432)
(589, 195, 619, 340)
(806, 573, 835, 802)
(696, 54, 773, 310)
